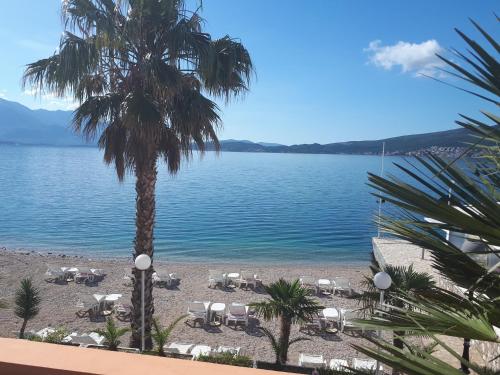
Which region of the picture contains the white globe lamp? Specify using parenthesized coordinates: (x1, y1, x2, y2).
(134, 253, 151, 352)
(135, 254, 151, 270)
(374, 271, 392, 290)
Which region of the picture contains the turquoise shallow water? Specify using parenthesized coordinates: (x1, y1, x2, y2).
(0, 145, 402, 264)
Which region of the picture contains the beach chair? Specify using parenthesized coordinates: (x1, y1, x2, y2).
(333, 277, 352, 296)
(300, 312, 323, 334)
(123, 268, 134, 286)
(90, 268, 106, 281)
(352, 358, 383, 372)
(225, 303, 249, 328)
(340, 309, 363, 332)
(153, 271, 179, 288)
(208, 270, 226, 289)
(298, 353, 326, 368)
(216, 346, 241, 356)
(191, 344, 212, 359)
(329, 359, 349, 371)
(238, 270, 258, 290)
(114, 303, 132, 320)
(316, 278, 334, 295)
(164, 342, 194, 356)
(45, 267, 65, 283)
(187, 301, 210, 326)
(299, 276, 316, 291)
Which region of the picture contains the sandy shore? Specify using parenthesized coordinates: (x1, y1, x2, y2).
(0, 247, 372, 364)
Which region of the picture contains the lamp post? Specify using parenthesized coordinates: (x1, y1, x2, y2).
(373, 271, 392, 375)
(134, 253, 151, 352)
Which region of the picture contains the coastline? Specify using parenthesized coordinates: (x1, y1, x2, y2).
(0, 247, 371, 364)
(0, 244, 372, 267)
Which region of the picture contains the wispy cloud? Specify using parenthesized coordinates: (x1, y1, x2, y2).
(23, 90, 78, 111)
(0, 89, 7, 99)
(365, 39, 445, 77)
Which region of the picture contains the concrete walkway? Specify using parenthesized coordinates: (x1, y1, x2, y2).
(371, 237, 488, 372)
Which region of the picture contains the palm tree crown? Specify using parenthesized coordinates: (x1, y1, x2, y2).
(251, 279, 323, 324)
(23, 0, 253, 178)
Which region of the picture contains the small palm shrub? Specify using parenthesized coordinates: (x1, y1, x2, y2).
(15, 278, 41, 339)
(95, 317, 130, 351)
(197, 352, 253, 367)
(151, 315, 187, 356)
(249, 278, 323, 365)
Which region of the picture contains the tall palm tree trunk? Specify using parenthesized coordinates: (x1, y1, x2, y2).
(130, 160, 157, 349)
(278, 316, 291, 365)
(19, 319, 28, 339)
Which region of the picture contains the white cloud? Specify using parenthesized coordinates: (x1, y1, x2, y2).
(365, 39, 445, 77)
(23, 90, 78, 110)
(0, 89, 7, 99)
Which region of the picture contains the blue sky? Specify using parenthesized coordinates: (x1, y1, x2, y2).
(0, 0, 497, 145)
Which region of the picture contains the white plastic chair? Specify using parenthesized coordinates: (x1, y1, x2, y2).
(340, 309, 360, 332)
(225, 303, 249, 328)
(298, 353, 326, 368)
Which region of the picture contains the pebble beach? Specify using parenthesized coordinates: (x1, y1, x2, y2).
(0, 247, 372, 364)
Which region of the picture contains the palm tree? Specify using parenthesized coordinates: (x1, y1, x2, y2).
(95, 317, 130, 351)
(249, 279, 323, 365)
(258, 327, 310, 366)
(22, 0, 252, 349)
(335, 18, 500, 375)
(359, 265, 435, 374)
(151, 315, 186, 356)
(15, 278, 41, 339)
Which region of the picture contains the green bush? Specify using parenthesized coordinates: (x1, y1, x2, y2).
(197, 352, 253, 368)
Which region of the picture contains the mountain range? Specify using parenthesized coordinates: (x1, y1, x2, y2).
(0, 98, 473, 155)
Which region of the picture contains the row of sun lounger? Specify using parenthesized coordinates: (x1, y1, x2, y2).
(187, 301, 250, 328)
(208, 270, 262, 289)
(165, 342, 241, 359)
(299, 276, 353, 296)
(45, 266, 106, 284)
(299, 353, 383, 371)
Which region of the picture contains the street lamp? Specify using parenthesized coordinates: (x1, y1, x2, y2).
(373, 271, 392, 375)
(134, 253, 151, 352)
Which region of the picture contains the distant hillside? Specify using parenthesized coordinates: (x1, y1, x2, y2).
(0, 99, 87, 146)
(0, 98, 474, 155)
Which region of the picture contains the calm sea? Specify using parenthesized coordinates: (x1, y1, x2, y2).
(0, 145, 402, 264)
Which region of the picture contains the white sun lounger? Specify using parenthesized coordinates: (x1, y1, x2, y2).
(333, 277, 352, 296)
(45, 267, 66, 283)
(165, 342, 194, 355)
(187, 301, 210, 325)
(316, 279, 334, 295)
(238, 271, 259, 289)
(299, 276, 316, 290)
(208, 270, 226, 288)
(191, 344, 212, 359)
(225, 303, 249, 328)
(340, 309, 362, 332)
(216, 346, 241, 356)
(352, 358, 383, 372)
(329, 359, 349, 370)
(298, 353, 326, 368)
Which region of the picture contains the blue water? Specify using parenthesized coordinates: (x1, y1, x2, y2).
(0, 145, 402, 264)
